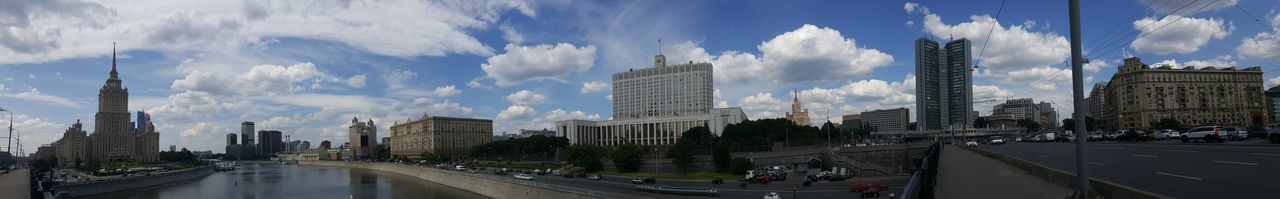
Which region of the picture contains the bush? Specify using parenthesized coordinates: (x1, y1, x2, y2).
(610, 143, 645, 173)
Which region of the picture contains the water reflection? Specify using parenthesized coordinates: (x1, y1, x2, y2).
(85, 162, 488, 199)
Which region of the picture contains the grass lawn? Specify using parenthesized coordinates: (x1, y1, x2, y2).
(598, 171, 740, 181)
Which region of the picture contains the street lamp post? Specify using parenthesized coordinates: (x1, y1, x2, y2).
(0, 107, 13, 153)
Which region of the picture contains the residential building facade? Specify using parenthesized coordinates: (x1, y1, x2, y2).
(389, 115, 492, 159)
(863, 108, 910, 131)
(1266, 86, 1280, 125)
(348, 117, 378, 160)
(1104, 57, 1266, 130)
(915, 38, 973, 130)
(55, 120, 89, 167)
(841, 114, 865, 130)
(1088, 82, 1108, 130)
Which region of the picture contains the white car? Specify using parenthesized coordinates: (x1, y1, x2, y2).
(514, 174, 534, 180)
(989, 136, 1006, 145)
(763, 192, 782, 199)
(965, 141, 979, 147)
(1222, 126, 1248, 141)
(1182, 126, 1224, 143)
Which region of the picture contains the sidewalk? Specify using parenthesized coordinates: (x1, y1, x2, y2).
(0, 168, 30, 199)
(935, 146, 1071, 199)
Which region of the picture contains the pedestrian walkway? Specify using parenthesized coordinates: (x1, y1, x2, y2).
(0, 168, 31, 199)
(935, 146, 1071, 199)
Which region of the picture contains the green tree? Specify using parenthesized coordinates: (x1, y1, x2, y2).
(729, 157, 754, 175)
(712, 141, 731, 173)
(908, 122, 917, 130)
(973, 117, 989, 129)
(610, 143, 645, 173)
(1150, 118, 1181, 130)
(1017, 119, 1041, 132)
(565, 144, 606, 172)
(669, 126, 716, 174)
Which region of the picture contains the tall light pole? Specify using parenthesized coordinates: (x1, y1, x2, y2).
(1068, 0, 1091, 197)
(1, 107, 12, 154)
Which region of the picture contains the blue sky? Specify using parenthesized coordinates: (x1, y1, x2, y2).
(1, 0, 1278, 153)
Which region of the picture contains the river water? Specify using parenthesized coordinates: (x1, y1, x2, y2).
(84, 162, 489, 199)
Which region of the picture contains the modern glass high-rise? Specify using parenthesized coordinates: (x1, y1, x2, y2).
(915, 38, 973, 130)
(241, 121, 255, 146)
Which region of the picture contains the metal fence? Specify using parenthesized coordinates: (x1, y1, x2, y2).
(899, 141, 941, 199)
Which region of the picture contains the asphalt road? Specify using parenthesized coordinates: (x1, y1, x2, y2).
(978, 142, 1280, 199)
(437, 167, 905, 199)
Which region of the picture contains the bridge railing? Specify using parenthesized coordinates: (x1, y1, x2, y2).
(899, 141, 941, 199)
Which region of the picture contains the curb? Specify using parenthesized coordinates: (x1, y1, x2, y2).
(957, 146, 1171, 199)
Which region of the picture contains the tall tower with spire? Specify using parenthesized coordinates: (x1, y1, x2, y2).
(92, 42, 136, 162)
(786, 90, 812, 126)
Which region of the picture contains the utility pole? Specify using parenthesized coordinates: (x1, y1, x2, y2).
(1, 107, 12, 154)
(1068, 0, 1091, 198)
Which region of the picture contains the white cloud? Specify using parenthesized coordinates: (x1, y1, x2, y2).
(904, 2, 919, 13)
(1268, 76, 1280, 88)
(345, 75, 366, 88)
(580, 81, 608, 94)
(0, 87, 81, 108)
(1083, 59, 1117, 73)
(0, 0, 538, 64)
(1130, 15, 1231, 55)
(738, 92, 789, 119)
(497, 105, 537, 121)
(499, 23, 524, 44)
(180, 122, 231, 137)
(605, 94, 613, 102)
(172, 63, 338, 96)
(665, 24, 894, 84)
(1004, 66, 1071, 91)
(973, 85, 1015, 100)
(920, 11, 1069, 73)
(433, 85, 461, 97)
(1138, 0, 1237, 16)
(481, 43, 597, 87)
(505, 90, 548, 106)
(1237, 15, 1280, 61)
(28, 74, 36, 79)
(0, 114, 67, 153)
(1152, 55, 1238, 69)
(385, 70, 429, 97)
(544, 109, 600, 121)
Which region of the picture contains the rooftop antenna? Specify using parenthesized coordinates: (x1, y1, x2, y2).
(658, 38, 662, 55)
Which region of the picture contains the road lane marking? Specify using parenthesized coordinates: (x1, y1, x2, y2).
(1169, 150, 1194, 152)
(1132, 154, 1159, 158)
(1156, 172, 1203, 181)
(1212, 160, 1260, 166)
(1088, 162, 1104, 166)
(1252, 153, 1280, 157)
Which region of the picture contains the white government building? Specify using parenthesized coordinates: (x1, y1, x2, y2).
(557, 54, 748, 147)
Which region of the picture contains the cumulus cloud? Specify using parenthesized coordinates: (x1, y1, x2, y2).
(497, 105, 537, 121)
(0, 87, 81, 108)
(580, 81, 608, 94)
(1083, 59, 1117, 73)
(737, 92, 789, 119)
(663, 24, 894, 84)
(0, 0, 538, 64)
(171, 62, 339, 96)
(1004, 66, 1071, 91)
(1130, 15, 1231, 55)
(345, 75, 366, 88)
(433, 85, 461, 97)
(1237, 15, 1280, 61)
(1151, 55, 1238, 69)
(180, 122, 231, 137)
(919, 10, 1069, 73)
(544, 109, 600, 121)
(481, 43, 597, 87)
(505, 90, 548, 106)
(973, 85, 1015, 100)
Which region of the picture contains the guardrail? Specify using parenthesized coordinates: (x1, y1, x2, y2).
(365, 162, 641, 199)
(899, 141, 941, 199)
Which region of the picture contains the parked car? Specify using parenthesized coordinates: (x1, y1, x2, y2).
(1115, 130, 1152, 142)
(1269, 128, 1280, 143)
(849, 183, 890, 192)
(514, 174, 534, 180)
(965, 140, 979, 147)
(587, 174, 601, 181)
(763, 192, 782, 199)
(1087, 133, 1105, 141)
(1158, 129, 1180, 140)
(1222, 126, 1248, 141)
(1246, 127, 1269, 140)
(1182, 126, 1224, 143)
(989, 136, 1006, 145)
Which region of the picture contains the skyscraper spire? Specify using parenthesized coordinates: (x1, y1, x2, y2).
(110, 42, 118, 80)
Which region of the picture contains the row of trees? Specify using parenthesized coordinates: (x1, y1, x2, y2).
(468, 135, 569, 161)
(561, 126, 755, 175)
(158, 148, 199, 163)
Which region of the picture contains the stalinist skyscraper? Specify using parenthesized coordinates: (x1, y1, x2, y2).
(88, 44, 158, 162)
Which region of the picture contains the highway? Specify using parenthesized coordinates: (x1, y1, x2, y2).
(978, 142, 1280, 198)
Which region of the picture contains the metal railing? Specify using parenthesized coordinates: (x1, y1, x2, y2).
(900, 141, 941, 199)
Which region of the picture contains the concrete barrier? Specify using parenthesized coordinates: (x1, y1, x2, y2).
(959, 146, 1171, 199)
(53, 166, 214, 197)
(300, 161, 641, 199)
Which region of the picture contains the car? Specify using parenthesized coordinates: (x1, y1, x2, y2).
(1157, 129, 1180, 140)
(965, 140, 978, 147)
(631, 178, 644, 184)
(1269, 128, 1280, 143)
(712, 177, 724, 184)
(989, 136, 1006, 145)
(1182, 126, 1225, 143)
(454, 165, 467, 171)
(514, 174, 534, 180)
(1014, 137, 1023, 142)
(587, 174, 601, 181)
(1115, 130, 1151, 142)
(493, 170, 507, 175)
(1246, 127, 1269, 140)
(849, 183, 890, 192)
(561, 173, 573, 178)
(762, 192, 782, 199)
(467, 170, 478, 173)
(1087, 133, 1105, 141)
(827, 175, 846, 181)
(1222, 126, 1248, 141)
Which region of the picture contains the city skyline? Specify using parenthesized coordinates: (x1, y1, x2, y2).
(3, 0, 1277, 153)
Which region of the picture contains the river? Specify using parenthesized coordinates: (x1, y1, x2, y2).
(84, 162, 489, 199)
